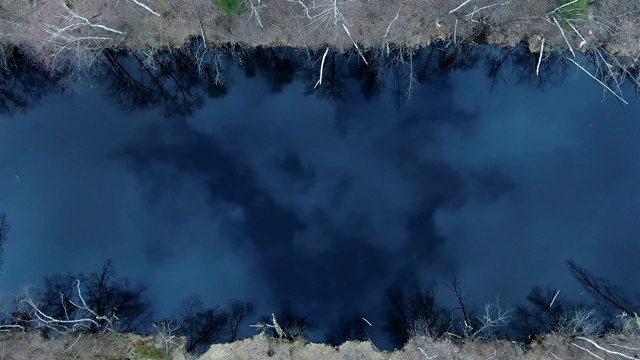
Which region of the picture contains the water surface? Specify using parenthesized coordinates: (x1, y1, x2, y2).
(0, 45, 639, 346)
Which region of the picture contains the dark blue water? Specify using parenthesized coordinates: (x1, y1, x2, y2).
(0, 44, 639, 349)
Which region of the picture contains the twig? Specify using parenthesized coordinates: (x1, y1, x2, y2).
(196, 12, 207, 48)
(566, 21, 586, 47)
(609, 344, 640, 351)
(549, 289, 560, 308)
(287, 0, 312, 19)
(548, 0, 580, 16)
(576, 337, 636, 359)
(405, 50, 416, 100)
(60, 3, 125, 35)
(0, 324, 25, 332)
(466, 2, 509, 17)
(72, 20, 124, 35)
(247, 0, 266, 28)
(552, 16, 575, 57)
(571, 343, 604, 360)
(565, 57, 628, 104)
(272, 314, 286, 338)
(449, 0, 473, 14)
(383, 7, 401, 37)
(454, 19, 458, 43)
(250, 314, 287, 338)
(417, 346, 436, 359)
(314, 47, 329, 88)
(23, 298, 99, 331)
(153, 321, 182, 352)
(536, 38, 544, 76)
(61, 334, 82, 354)
(471, 297, 513, 339)
(306, 0, 349, 32)
(129, 0, 161, 16)
(593, 46, 623, 96)
(342, 23, 368, 65)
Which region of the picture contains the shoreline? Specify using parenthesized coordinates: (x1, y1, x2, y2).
(1, 0, 639, 60)
(1, 330, 640, 359)
(0, 40, 637, 117)
(0, 0, 638, 105)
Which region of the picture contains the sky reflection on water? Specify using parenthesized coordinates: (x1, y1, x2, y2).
(0, 45, 639, 346)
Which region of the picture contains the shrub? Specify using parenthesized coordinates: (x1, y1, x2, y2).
(616, 312, 640, 335)
(556, 309, 603, 336)
(133, 344, 166, 360)
(215, 0, 247, 14)
(554, 0, 587, 21)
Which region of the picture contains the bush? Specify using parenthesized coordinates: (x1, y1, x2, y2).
(215, 0, 247, 14)
(554, 0, 587, 21)
(616, 312, 640, 335)
(132, 344, 166, 360)
(556, 309, 603, 336)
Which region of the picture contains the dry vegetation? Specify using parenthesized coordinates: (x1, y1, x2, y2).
(0, 3, 639, 358)
(0, 0, 635, 104)
(0, 0, 639, 64)
(0, 331, 187, 360)
(3, 330, 640, 360)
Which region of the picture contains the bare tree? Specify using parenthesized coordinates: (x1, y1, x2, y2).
(11, 279, 121, 335)
(304, 49, 347, 102)
(98, 49, 157, 110)
(162, 295, 229, 355)
(438, 42, 482, 72)
(484, 45, 518, 89)
(515, 285, 602, 340)
(324, 314, 369, 346)
(22, 0, 125, 76)
(152, 295, 201, 344)
(97, 43, 223, 117)
(471, 297, 513, 340)
(240, 47, 296, 93)
(446, 275, 512, 339)
(226, 299, 254, 342)
(183, 308, 228, 354)
(9, 260, 151, 335)
(0, 53, 58, 115)
(446, 273, 473, 337)
(568, 260, 639, 317)
(515, 286, 571, 339)
(36, 274, 76, 321)
(77, 260, 151, 332)
(349, 55, 382, 100)
(382, 285, 450, 348)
